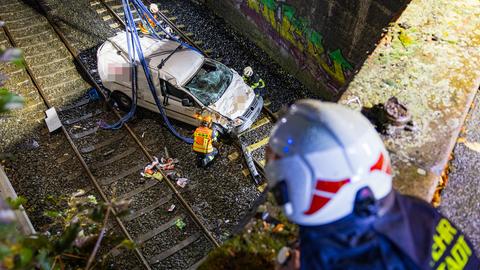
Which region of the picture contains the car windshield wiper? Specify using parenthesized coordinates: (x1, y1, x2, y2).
(157, 44, 183, 69)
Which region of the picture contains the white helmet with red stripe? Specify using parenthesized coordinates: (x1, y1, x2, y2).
(265, 100, 392, 226)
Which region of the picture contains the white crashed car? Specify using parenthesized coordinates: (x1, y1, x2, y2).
(97, 31, 263, 134)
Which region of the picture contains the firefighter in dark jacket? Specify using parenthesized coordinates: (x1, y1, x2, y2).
(193, 115, 218, 168)
(243, 66, 266, 97)
(265, 99, 479, 270)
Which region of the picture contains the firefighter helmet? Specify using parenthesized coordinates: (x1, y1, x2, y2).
(243, 66, 253, 77)
(149, 3, 159, 14)
(265, 100, 392, 226)
(201, 115, 212, 127)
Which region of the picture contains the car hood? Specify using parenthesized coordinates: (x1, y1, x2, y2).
(208, 72, 255, 120)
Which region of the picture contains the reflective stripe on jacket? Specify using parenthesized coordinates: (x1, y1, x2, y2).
(139, 14, 158, 34)
(193, 126, 213, 154)
(299, 191, 480, 270)
(138, 22, 149, 34)
(242, 73, 265, 90)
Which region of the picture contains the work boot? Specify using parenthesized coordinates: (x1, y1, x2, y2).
(204, 156, 215, 168)
(196, 154, 205, 168)
(202, 159, 208, 168)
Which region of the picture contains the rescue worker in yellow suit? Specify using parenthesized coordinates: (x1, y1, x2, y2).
(243, 66, 266, 97)
(138, 3, 160, 35)
(192, 116, 219, 168)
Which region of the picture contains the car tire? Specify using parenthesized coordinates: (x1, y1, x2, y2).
(110, 91, 132, 112)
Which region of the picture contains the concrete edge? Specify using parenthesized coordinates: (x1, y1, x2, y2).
(339, 0, 480, 201)
(0, 165, 36, 235)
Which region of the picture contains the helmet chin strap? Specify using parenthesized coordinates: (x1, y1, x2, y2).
(271, 180, 289, 205)
(284, 203, 294, 216)
(273, 155, 314, 218)
(353, 186, 378, 217)
(270, 179, 294, 215)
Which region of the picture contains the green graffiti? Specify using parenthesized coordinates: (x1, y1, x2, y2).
(260, 0, 276, 10)
(329, 49, 353, 70)
(290, 15, 308, 33)
(283, 5, 295, 20)
(247, 0, 260, 13)
(309, 31, 323, 49)
(280, 5, 304, 31)
(245, 0, 353, 85)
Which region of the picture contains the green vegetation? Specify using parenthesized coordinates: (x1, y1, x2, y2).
(0, 28, 24, 113)
(1, 25, 130, 268)
(0, 88, 24, 113)
(0, 191, 133, 270)
(200, 194, 298, 270)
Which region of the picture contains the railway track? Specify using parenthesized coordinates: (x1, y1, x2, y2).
(1, 0, 220, 269)
(91, 0, 278, 179)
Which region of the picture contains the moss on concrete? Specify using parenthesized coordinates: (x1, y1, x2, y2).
(340, 0, 480, 200)
(200, 193, 297, 269)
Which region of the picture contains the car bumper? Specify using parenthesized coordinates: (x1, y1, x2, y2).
(233, 96, 264, 134)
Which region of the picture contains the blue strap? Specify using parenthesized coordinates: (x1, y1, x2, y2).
(101, 0, 197, 144)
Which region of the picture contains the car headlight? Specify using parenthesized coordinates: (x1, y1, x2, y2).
(246, 85, 253, 95)
(232, 117, 244, 127)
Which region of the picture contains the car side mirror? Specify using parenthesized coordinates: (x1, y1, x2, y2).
(182, 98, 193, 107)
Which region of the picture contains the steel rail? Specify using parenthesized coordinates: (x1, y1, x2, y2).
(99, 0, 125, 27)
(97, 0, 275, 244)
(262, 106, 278, 123)
(98, 0, 277, 179)
(154, 9, 208, 56)
(34, 0, 221, 249)
(0, 13, 152, 270)
(98, 0, 209, 56)
(0, 11, 153, 270)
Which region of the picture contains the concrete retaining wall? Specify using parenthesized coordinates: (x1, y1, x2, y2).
(339, 0, 480, 201)
(205, 0, 410, 99)
(0, 165, 35, 235)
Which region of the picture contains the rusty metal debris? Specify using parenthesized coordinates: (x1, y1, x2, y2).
(361, 97, 415, 135)
(432, 158, 451, 207)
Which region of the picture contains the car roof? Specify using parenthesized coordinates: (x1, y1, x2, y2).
(106, 32, 204, 87)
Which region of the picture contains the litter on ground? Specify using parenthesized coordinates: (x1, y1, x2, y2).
(143, 172, 163, 181)
(141, 155, 182, 181)
(175, 218, 186, 230)
(159, 157, 178, 170)
(176, 178, 188, 188)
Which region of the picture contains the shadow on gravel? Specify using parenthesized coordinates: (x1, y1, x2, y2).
(19, 0, 108, 43)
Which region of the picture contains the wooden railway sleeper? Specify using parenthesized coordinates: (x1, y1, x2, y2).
(4, 2, 154, 269)
(45, 0, 221, 252)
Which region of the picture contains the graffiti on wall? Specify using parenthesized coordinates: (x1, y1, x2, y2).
(241, 0, 353, 91)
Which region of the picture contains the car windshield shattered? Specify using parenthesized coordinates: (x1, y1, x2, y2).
(184, 61, 232, 105)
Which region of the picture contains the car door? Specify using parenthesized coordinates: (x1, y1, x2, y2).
(143, 77, 201, 126)
(163, 81, 202, 126)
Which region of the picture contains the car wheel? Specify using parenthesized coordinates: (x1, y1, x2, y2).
(110, 91, 132, 112)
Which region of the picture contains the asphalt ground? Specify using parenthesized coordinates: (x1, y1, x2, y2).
(440, 90, 480, 254)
